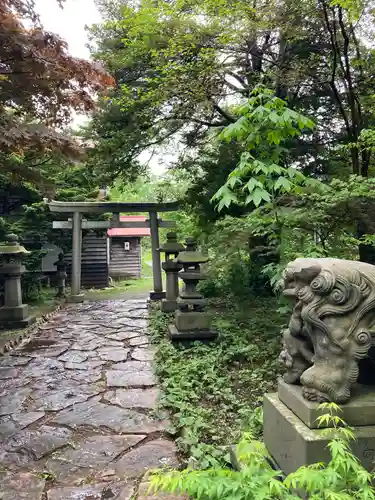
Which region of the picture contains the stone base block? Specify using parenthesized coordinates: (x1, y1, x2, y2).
(278, 379, 375, 428)
(67, 294, 85, 304)
(160, 299, 177, 313)
(0, 315, 35, 330)
(0, 304, 29, 322)
(264, 393, 375, 475)
(168, 324, 218, 341)
(149, 291, 166, 301)
(175, 310, 212, 332)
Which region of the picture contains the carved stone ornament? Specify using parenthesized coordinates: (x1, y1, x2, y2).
(279, 258, 375, 403)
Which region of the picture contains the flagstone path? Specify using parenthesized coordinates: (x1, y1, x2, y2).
(0, 298, 183, 500)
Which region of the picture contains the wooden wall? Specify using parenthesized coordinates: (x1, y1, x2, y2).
(109, 237, 141, 279)
(66, 231, 109, 289)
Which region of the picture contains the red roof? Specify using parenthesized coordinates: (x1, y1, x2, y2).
(107, 215, 151, 238)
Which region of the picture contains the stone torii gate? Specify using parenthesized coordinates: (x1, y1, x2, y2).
(49, 201, 180, 302)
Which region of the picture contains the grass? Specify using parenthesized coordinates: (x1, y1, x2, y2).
(85, 277, 155, 300)
(149, 296, 288, 468)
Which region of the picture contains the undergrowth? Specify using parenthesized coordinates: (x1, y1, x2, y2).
(150, 404, 375, 499)
(149, 297, 287, 468)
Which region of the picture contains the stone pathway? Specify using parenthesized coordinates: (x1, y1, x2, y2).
(0, 298, 182, 500)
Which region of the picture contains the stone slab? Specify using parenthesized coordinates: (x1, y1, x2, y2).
(168, 324, 218, 341)
(131, 347, 155, 362)
(97, 347, 130, 362)
(278, 379, 375, 428)
(28, 384, 101, 411)
(115, 439, 179, 478)
(129, 336, 150, 347)
(0, 471, 45, 500)
(45, 435, 145, 482)
(105, 388, 159, 409)
(106, 370, 156, 388)
(47, 482, 135, 500)
(0, 356, 32, 367)
(53, 399, 168, 434)
(0, 425, 73, 467)
(58, 351, 89, 364)
(0, 388, 32, 415)
(264, 393, 375, 475)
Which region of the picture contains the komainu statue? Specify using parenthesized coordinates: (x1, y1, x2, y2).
(279, 258, 375, 403)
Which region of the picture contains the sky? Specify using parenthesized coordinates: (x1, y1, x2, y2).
(34, 0, 168, 175)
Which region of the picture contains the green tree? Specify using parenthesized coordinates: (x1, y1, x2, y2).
(88, 0, 375, 178)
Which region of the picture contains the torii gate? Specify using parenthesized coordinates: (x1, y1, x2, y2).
(49, 201, 180, 302)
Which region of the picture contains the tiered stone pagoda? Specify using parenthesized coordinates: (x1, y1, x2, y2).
(168, 237, 217, 340)
(0, 234, 34, 329)
(159, 232, 184, 312)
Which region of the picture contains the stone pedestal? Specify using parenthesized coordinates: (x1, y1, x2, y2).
(54, 253, 67, 297)
(161, 260, 182, 313)
(264, 380, 375, 475)
(159, 233, 184, 313)
(149, 291, 166, 301)
(168, 237, 217, 341)
(0, 235, 34, 329)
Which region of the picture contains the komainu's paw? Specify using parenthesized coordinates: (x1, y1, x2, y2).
(302, 386, 329, 402)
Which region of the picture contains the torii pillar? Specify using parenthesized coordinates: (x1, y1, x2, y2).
(149, 211, 166, 301)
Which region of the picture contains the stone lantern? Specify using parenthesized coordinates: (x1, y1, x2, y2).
(159, 232, 184, 313)
(54, 252, 67, 297)
(0, 234, 34, 329)
(168, 237, 217, 340)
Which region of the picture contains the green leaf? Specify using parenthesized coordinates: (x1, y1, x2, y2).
(274, 176, 292, 192)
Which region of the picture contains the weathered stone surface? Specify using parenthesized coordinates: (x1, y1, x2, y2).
(65, 360, 105, 371)
(0, 356, 32, 367)
(279, 258, 375, 403)
(106, 370, 156, 388)
(107, 330, 140, 341)
(58, 351, 88, 364)
(53, 399, 168, 434)
(0, 425, 73, 466)
(264, 393, 375, 474)
(129, 336, 150, 347)
(0, 471, 45, 500)
(105, 388, 159, 409)
(12, 412, 45, 428)
(25, 344, 70, 358)
(47, 482, 135, 500)
(45, 435, 145, 482)
(67, 370, 102, 384)
(132, 347, 155, 362)
(115, 440, 179, 478)
(28, 384, 101, 411)
(0, 367, 20, 379)
(278, 378, 375, 428)
(0, 388, 32, 415)
(21, 358, 65, 378)
(97, 347, 130, 362)
(111, 361, 152, 372)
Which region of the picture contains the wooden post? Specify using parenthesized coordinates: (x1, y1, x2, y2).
(149, 211, 165, 300)
(70, 211, 85, 302)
